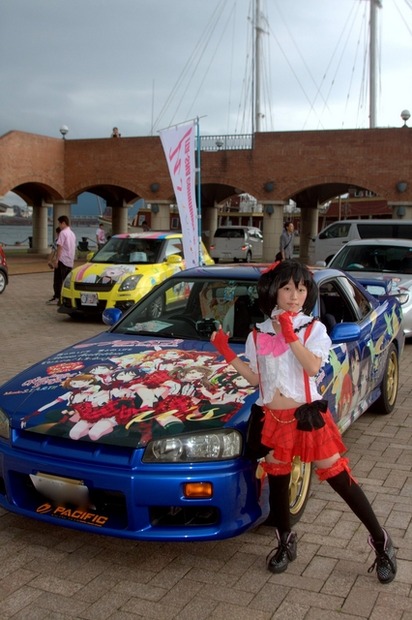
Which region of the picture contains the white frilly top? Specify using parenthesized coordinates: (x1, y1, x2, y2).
(245, 313, 331, 405)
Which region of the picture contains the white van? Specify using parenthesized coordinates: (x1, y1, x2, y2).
(309, 219, 412, 264)
(210, 226, 263, 262)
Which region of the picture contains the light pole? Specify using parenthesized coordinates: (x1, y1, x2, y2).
(59, 125, 69, 139)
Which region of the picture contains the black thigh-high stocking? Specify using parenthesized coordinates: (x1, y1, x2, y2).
(326, 470, 384, 543)
(267, 474, 291, 534)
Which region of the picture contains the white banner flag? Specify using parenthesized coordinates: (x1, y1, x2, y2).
(159, 122, 199, 267)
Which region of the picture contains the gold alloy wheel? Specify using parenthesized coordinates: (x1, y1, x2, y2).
(289, 456, 312, 519)
(385, 347, 399, 408)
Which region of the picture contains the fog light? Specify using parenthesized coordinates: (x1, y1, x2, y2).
(184, 482, 213, 498)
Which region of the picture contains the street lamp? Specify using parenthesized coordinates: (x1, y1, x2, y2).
(400, 110, 410, 127)
(59, 125, 69, 139)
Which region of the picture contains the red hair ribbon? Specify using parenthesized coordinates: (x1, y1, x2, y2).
(261, 260, 281, 274)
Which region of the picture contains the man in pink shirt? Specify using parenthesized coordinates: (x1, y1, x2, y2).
(47, 215, 76, 304)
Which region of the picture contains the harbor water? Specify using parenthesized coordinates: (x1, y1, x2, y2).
(0, 223, 99, 250)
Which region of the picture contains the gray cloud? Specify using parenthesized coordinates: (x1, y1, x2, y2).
(1, 0, 410, 140)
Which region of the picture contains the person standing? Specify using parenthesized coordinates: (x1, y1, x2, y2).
(96, 223, 107, 250)
(210, 259, 397, 584)
(47, 215, 76, 304)
(279, 221, 294, 260)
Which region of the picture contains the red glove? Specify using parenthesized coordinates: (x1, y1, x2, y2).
(278, 312, 299, 343)
(211, 328, 237, 363)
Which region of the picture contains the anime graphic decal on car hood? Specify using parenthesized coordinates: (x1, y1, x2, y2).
(1, 334, 256, 448)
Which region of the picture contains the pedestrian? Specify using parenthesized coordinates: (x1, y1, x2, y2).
(141, 220, 151, 232)
(111, 127, 121, 138)
(46, 215, 76, 304)
(210, 259, 397, 584)
(96, 223, 107, 250)
(279, 221, 294, 260)
(46, 227, 61, 302)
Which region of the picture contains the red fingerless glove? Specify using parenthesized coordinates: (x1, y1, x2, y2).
(278, 312, 299, 343)
(211, 328, 237, 363)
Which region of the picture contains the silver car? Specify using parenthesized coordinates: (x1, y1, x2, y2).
(327, 238, 412, 335)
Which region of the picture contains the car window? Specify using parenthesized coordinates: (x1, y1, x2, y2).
(318, 276, 371, 330)
(330, 244, 412, 273)
(164, 239, 183, 258)
(114, 278, 264, 341)
(91, 237, 163, 264)
(319, 222, 351, 240)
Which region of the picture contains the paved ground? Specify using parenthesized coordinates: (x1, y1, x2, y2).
(0, 261, 411, 619)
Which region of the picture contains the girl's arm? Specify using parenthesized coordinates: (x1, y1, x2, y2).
(210, 329, 259, 387)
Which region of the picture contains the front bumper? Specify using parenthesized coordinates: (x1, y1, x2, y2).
(0, 433, 266, 541)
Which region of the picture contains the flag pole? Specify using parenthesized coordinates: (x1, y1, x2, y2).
(196, 116, 203, 265)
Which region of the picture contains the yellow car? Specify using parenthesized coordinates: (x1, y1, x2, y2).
(59, 232, 214, 319)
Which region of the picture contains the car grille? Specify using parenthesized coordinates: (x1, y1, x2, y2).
(74, 282, 115, 292)
(75, 299, 107, 313)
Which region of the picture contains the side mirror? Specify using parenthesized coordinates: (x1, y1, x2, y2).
(329, 322, 361, 344)
(102, 308, 123, 326)
(166, 254, 183, 265)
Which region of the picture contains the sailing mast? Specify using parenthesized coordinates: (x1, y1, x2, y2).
(369, 0, 382, 128)
(254, 0, 264, 133)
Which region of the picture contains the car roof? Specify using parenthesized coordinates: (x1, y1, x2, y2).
(111, 232, 182, 240)
(344, 238, 412, 246)
(175, 264, 345, 282)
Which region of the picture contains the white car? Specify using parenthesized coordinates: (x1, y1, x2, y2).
(327, 238, 412, 335)
(210, 226, 263, 263)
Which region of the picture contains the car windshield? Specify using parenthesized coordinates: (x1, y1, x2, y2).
(91, 237, 166, 265)
(112, 277, 265, 342)
(330, 244, 412, 274)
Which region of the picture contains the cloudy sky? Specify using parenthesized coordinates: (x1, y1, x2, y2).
(0, 0, 411, 141)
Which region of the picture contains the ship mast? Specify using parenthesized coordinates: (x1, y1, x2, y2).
(254, 0, 264, 133)
(369, 0, 382, 128)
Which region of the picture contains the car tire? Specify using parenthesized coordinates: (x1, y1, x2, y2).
(289, 457, 312, 525)
(214, 258, 220, 264)
(0, 270, 6, 293)
(372, 343, 399, 415)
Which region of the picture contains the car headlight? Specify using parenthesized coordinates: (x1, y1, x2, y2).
(0, 408, 10, 440)
(63, 272, 72, 288)
(119, 275, 142, 291)
(143, 429, 242, 463)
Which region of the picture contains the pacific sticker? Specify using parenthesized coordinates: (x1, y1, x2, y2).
(36, 503, 109, 526)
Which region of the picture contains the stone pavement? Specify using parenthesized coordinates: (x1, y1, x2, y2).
(0, 267, 411, 619)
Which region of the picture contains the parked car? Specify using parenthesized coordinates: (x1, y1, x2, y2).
(309, 219, 412, 264)
(327, 238, 412, 335)
(0, 245, 8, 293)
(0, 265, 403, 541)
(210, 225, 263, 262)
(59, 231, 214, 319)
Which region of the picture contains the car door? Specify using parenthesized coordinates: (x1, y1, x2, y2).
(316, 275, 376, 432)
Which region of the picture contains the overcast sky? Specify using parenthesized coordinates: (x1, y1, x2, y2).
(0, 0, 411, 141)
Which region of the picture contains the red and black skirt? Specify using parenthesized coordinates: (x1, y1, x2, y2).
(261, 405, 347, 463)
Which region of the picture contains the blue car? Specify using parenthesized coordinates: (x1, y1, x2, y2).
(0, 266, 404, 541)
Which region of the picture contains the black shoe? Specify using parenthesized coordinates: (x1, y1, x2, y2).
(368, 528, 397, 584)
(266, 530, 297, 574)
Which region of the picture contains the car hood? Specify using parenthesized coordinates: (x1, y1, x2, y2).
(72, 262, 164, 283)
(0, 332, 256, 448)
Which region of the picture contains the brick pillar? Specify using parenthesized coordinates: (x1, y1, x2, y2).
(151, 201, 170, 230)
(31, 202, 49, 254)
(388, 202, 412, 219)
(52, 200, 72, 234)
(111, 202, 129, 234)
(202, 203, 219, 251)
(300, 208, 318, 264)
(261, 201, 285, 262)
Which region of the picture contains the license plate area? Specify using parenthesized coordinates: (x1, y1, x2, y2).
(30, 472, 89, 506)
(80, 293, 98, 306)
